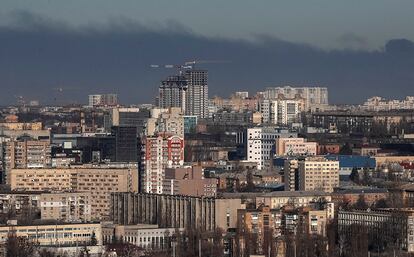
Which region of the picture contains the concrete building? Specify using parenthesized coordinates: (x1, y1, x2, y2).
(362, 96, 414, 111)
(3, 139, 51, 183)
(0, 222, 102, 247)
(102, 223, 181, 250)
(111, 192, 244, 232)
(162, 166, 217, 197)
(237, 205, 282, 249)
(9, 165, 138, 219)
(298, 157, 339, 193)
(246, 127, 297, 170)
(143, 133, 184, 194)
(104, 107, 150, 135)
(260, 98, 303, 125)
(275, 138, 317, 156)
(158, 75, 188, 113)
(184, 69, 208, 119)
(0, 122, 43, 131)
(88, 94, 118, 107)
(111, 192, 215, 231)
(40, 191, 92, 222)
(256, 191, 333, 210)
(263, 86, 328, 111)
(146, 107, 184, 138)
(338, 209, 414, 252)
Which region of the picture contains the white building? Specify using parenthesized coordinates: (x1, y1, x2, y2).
(260, 99, 303, 125)
(362, 96, 414, 111)
(246, 127, 297, 170)
(263, 86, 328, 111)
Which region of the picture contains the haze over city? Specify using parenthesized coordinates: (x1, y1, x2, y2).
(1, 1, 414, 105)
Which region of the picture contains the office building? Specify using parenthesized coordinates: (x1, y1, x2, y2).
(9, 165, 138, 219)
(246, 127, 297, 170)
(112, 126, 138, 162)
(183, 115, 197, 134)
(143, 133, 184, 194)
(105, 107, 150, 135)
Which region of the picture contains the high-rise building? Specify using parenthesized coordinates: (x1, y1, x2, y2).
(146, 107, 184, 138)
(184, 69, 209, 118)
(104, 107, 150, 135)
(263, 86, 328, 111)
(158, 75, 188, 113)
(157, 69, 208, 119)
(142, 133, 184, 194)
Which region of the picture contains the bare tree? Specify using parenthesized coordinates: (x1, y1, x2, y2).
(5, 231, 38, 257)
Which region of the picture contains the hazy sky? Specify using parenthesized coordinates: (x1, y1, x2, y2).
(0, 1, 413, 105)
(1, 0, 414, 50)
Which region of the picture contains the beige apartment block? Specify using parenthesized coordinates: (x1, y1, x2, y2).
(299, 157, 339, 193)
(9, 166, 138, 220)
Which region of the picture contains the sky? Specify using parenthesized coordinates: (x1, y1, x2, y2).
(0, 1, 414, 105)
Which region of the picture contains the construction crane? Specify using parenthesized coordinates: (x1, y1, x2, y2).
(150, 59, 230, 74)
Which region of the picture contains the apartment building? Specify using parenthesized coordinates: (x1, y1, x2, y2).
(40, 192, 92, 222)
(143, 133, 184, 194)
(263, 86, 329, 110)
(275, 137, 317, 156)
(298, 157, 340, 193)
(256, 191, 333, 210)
(260, 98, 304, 125)
(9, 165, 138, 219)
(3, 139, 51, 183)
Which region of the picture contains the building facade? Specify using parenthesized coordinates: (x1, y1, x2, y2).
(246, 127, 297, 170)
(143, 134, 184, 194)
(9, 166, 138, 219)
